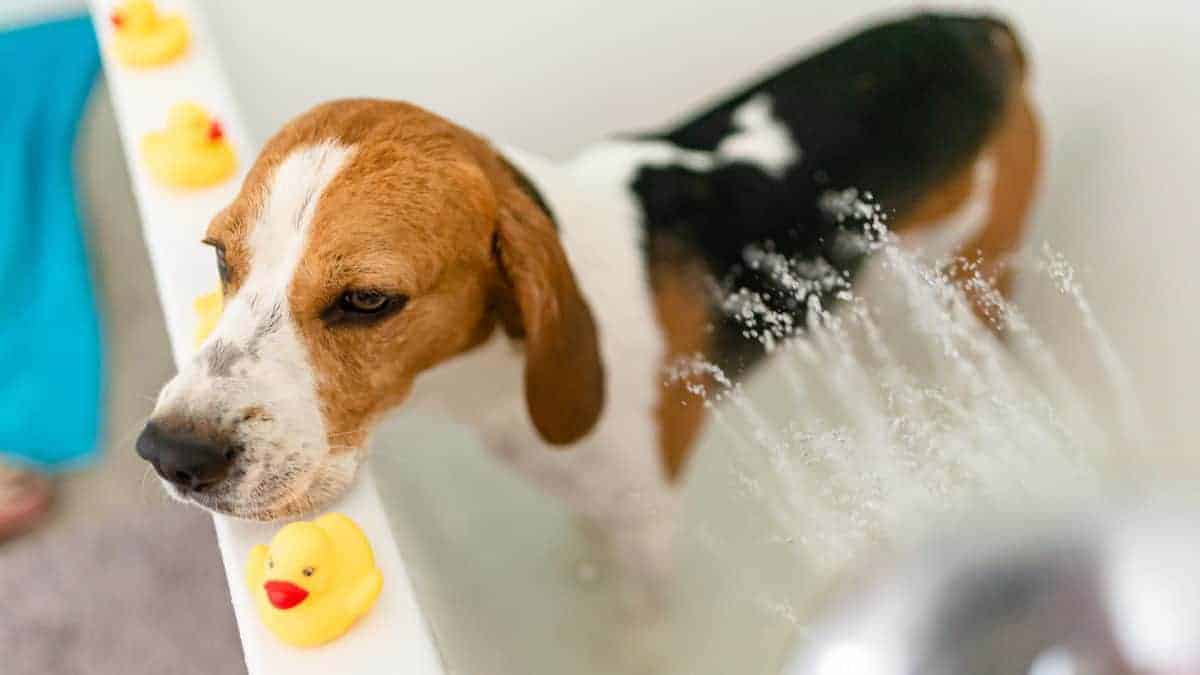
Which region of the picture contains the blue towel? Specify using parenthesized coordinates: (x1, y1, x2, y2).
(0, 16, 103, 470)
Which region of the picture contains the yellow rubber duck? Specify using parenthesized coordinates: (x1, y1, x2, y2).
(110, 0, 189, 68)
(141, 102, 237, 189)
(246, 513, 384, 648)
(193, 288, 222, 347)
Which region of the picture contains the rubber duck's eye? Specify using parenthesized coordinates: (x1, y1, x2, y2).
(267, 559, 274, 569)
(302, 567, 315, 577)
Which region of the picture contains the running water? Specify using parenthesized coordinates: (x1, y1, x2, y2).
(662, 223, 1145, 674)
(374, 218, 1143, 675)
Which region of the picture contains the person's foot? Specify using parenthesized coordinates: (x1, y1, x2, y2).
(0, 463, 52, 543)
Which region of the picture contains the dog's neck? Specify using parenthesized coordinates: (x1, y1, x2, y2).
(404, 330, 526, 431)
(403, 145, 666, 447)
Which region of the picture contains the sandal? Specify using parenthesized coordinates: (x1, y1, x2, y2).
(0, 463, 52, 543)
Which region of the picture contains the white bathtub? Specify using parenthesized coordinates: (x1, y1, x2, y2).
(87, 1, 1200, 673)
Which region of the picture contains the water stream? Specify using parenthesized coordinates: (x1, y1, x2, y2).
(374, 232, 1140, 674)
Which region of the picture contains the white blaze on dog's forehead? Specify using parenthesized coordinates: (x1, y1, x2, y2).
(715, 94, 798, 178)
(216, 140, 353, 408)
(148, 141, 359, 517)
(249, 141, 354, 279)
(211, 141, 354, 352)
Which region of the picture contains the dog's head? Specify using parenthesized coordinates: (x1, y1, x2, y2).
(136, 100, 604, 519)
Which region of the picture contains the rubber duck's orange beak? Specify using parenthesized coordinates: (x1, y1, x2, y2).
(208, 121, 224, 142)
(110, 12, 124, 28)
(263, 580, 309, 610)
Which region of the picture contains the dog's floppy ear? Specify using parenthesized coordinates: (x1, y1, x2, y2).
(491, 160, 605, 445)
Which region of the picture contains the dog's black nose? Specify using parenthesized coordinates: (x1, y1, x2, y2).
(136, 421, 237, 492)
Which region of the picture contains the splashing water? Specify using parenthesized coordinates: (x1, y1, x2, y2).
(664, 225, 1145, 672)
(374, 214, 1144, 675)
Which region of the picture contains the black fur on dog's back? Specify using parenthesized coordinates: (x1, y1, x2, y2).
(630, 13, 1026, 374)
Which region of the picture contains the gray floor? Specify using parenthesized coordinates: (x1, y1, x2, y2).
(0, 84, 245, 675)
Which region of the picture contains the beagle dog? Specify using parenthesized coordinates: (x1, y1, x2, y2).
(136, 13, 1039, 578)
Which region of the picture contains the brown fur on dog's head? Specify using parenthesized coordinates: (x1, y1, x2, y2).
(147, 100, 603, 519)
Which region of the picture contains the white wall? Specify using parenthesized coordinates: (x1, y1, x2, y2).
(204, 0, 1200, 465)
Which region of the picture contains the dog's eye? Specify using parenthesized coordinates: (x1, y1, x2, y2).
(323, 290, 408, 325)
(215, 249, 229, 284)
(302, 567, 315, 577)
(203, 239, 230, 285)
(341, 291, 390, 313)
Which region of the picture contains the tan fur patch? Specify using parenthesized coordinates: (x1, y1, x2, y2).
(649, 241, 712, 480)
(893, 89, 1041, 323)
